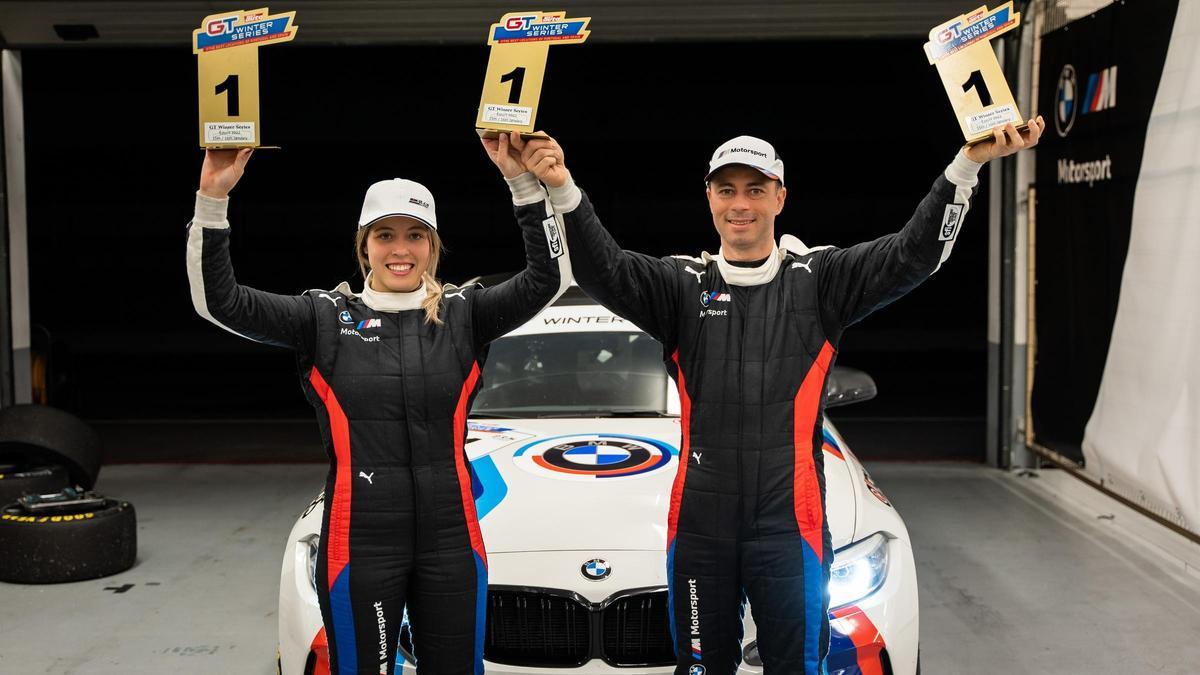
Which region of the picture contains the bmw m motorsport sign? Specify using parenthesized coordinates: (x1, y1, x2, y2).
(193, 7, 299, 148)
(512, 434, 676, 481)
(475, 11, 590, 138)
(924, 3, 1026, 145)
(1031, 0, 1180, 466)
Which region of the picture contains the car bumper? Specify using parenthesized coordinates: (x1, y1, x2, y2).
(284, 541, 919, 675)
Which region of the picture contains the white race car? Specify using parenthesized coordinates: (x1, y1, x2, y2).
(279, 286, 918, 675)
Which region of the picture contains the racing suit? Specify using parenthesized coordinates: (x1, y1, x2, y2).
(557, 151, 981, 674)
(186, 174, 570, 675)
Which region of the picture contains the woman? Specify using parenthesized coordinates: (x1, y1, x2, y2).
(186, 134, 570, 675)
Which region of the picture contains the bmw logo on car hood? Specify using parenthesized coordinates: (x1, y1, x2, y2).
(581, 558, 611, 581)
(461, 419, 858, 553)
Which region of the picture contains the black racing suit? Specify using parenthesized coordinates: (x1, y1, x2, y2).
(558, 153, 979, 674)
(186, 176, 570, 675)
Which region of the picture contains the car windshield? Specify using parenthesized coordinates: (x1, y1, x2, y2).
(471, 331, 673, 417)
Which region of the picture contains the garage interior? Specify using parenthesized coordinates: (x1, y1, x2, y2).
(0, 1, 1198, 674)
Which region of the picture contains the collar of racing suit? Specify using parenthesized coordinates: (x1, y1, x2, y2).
(358, 271, 429, 312)
(712, 246, 785, 286)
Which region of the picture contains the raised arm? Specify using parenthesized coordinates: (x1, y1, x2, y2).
(518, 133, 681, 350)
(817, 117, 1045, 334)
(187, 149, 316, 351)
(468, 132, 573, 348)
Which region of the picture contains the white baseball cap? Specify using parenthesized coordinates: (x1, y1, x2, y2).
(704, 135, 785, 186)
(358, 178, 437, 230)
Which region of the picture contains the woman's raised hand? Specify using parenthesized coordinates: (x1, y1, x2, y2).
(199, 148, 253, 199)
(480, 131, 527, 179)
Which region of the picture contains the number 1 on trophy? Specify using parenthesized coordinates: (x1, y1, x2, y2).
(193, 7, 299, 148)
(476, 11, 590, 138)
(925, 3, 1027, 145)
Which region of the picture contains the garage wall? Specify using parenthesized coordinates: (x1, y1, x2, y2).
(1031, 0, 1199, 533)
(1031, 0, 1179, 461)
(1081, 1, 1200, 533)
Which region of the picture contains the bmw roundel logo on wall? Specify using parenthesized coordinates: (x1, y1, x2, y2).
(513, 434, 677, 481)
(581, 558, 611, 581)
(1055, 64, 1078, 137)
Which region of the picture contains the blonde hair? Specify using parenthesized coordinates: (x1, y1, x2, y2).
(355, 223, 446, 325)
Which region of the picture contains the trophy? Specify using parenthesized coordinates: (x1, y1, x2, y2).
(475, 11, 590, 139)
(925, 3, 1027, 145)
(193, 7, 299, 148)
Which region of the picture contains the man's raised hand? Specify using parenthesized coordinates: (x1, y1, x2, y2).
(964, 115, 1046, 163)
(518, 132, 570, 188)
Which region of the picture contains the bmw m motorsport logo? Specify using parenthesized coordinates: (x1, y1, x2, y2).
(1056, 63, 1118, 137)
(513, 434, 677, 481)
(688, 578, 703, 660)
(338, 311, 380, 330)
(581, 558, 611, 581)
(689, 666, 706, 675)
(699, 291, 730, 307)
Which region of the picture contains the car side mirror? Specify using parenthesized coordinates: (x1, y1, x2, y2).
(825, 367, 877, 409)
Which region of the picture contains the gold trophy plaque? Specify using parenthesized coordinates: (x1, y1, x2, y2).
(193, 7, 299, 148)
(925, 3, 1027, 145)
(475, 11, 590, 138)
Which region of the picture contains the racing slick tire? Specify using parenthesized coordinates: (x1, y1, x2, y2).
(0, 404, 103, 489)
(0, 497, 136, 583)
(0, 464, 70, 504)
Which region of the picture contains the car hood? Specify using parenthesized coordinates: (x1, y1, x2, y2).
(466, 418, 858, 553)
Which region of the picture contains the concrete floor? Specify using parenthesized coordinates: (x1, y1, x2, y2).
(878, 463, 1200, 674)
(1, 463, 1198, 674)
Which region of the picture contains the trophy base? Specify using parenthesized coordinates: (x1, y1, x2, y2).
(200, 145, 281, 150)
(476, 128, 549, 141)
(965, 122, 1030, 147)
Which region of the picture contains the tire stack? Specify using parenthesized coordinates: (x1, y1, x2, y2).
(0, 405, 137, 584)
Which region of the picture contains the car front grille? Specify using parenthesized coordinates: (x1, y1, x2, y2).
(486, 589, 592, 667)
(482, 587, 675, 668)
(601, 591, 676, 666)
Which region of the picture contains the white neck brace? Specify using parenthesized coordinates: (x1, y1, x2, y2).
(714, 247, 784, 287)
(359, 272, 428, 312)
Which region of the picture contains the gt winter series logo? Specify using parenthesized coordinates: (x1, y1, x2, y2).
(490, 12, 590, 44)
(193, 9, 297, 52)
(513, 434, 676, 481)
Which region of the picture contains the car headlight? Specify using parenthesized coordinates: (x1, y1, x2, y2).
(741, 534, 890, 666)
(829, 532, 889, 610)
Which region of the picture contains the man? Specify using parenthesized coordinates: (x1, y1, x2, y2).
(514, 118, 1043, 674)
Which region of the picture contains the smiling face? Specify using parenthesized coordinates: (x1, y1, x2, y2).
(362, 217, 434, 293)
(705, 165, 787, 261)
